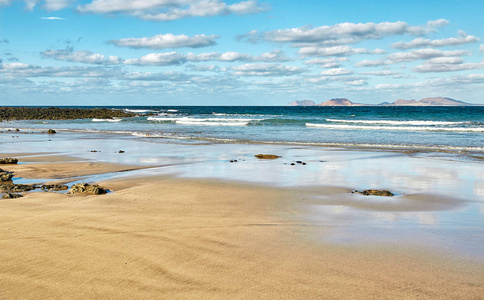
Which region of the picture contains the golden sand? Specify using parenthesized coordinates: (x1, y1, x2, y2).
(0, 158, 482, 299)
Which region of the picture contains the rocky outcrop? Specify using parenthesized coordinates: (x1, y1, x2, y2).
(0, 183, 36, 193)
(47, 129, 56, 134)
(352, 189, 394, 196)
(41, 184, 68, 191)
(319, 98, 354, 106)
(2, 193, 23, 199)
(255, 154, 281, 159)
(0, 170, 13, 182)
(0, 107, 136, 121)
(68, 183, 108, 195)
(380, 97, 474, 106)
(0, 158, 18, 164)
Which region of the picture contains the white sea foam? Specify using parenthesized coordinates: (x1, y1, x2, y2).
(92, 118, 122, 122)
(148, 116, 256, 126)
(306, 123, 484, 132)
(124, 109, 157, 113)
(326, 119, 468, 126)
(176, 120, 249, 126)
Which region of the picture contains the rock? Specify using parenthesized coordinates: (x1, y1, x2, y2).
(0, 183, 36, 193)
(290, 163, 295, 166)
(15, 128, 20, 131)
(2, 193, 23, 199)
(353, 189, 394, 197)
(255, 154, 280, 159)
(41, 184, 68, 191)
(118, 150, 125, 153)
(0, 171, 13, 182)
(0, 158, 18, 164)
(0, 107, 136, 121)
(47, 129, 56, 134)
(68, 183, 108, 195)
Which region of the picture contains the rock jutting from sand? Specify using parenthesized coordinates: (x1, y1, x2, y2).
(0, 183, 37, 193)
(0, 158, 18, 164)
(41, 184, 69, 191)
(0, 169, 13, 182)
(2, 192, 23, 199)
(352, 189, 394, 197)
(47, 129, 56, 134)
(68, 183, 108, 195)
(255, 154, 281, 159)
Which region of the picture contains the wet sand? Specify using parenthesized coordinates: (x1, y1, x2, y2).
(1, 133, 483, 298)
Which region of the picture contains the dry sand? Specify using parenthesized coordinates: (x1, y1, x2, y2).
(0, 158, 483, 299)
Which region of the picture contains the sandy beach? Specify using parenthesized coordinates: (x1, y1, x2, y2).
(1, 132, 483, 299)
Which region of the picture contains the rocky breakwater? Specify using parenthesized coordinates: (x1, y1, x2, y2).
(0, 107, 136, 121)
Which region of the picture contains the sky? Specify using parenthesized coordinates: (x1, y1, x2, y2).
(1, 0, 483, 106)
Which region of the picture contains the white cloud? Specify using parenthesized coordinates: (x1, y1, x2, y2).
(299, 45, 374, 57)
(360, 70, 400, 76)
(22, 0, 71, 11)
(392, 31, 479, 49)
(375, 73, 484, 90)
(413, 60, 484, 73)
(109, 33, 218, 49)
(320, 68, 352, 76)
(77, 0, 191, 14)
(0, 0, 13, 6)
(232, 63, 304, 76)
(387, 49, 470, 63)
(480, 44, 484, 54)
(41, 16, 66, 20)
(41, 48, 123, 65)
(262, 20, 447, 46)
(40, 48, 292, 66)
(346, 79, 367, 86)
(355, 59, 388, 67)
(124, 52, 187, 66)
(305, 57, 348, 68)
(426, 57, 464, 64)
(77, 0, 267, 21)
(43, 0, 72, 10)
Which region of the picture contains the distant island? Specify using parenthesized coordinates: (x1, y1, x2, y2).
(288, 97, 479, 106)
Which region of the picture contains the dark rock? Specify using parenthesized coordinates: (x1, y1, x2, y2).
(15, 128, 19, 131)
(0, 107, 136, 121)
(353, 189, 394, 197)
(2, 193, 23, 199)
(118, 150, 125, 153)
(255, 154, 280, 159)
(290, 163, 295, 166)
(0, 158, 18, 164)
(0, 183, 37, 193)
(41, 184, 68, 191)
(302, 162, 307, 165)
(296, 161, 303, 164)
(90, 150, 99, 152)
(68, 183, 108, 195)
(0, 171, 13, 182)
(47, 129, 56, 134)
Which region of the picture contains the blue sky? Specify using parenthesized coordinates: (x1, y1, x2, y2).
(1, 0, 483, 105)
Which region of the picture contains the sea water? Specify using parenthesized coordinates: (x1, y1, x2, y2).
(3, 106, 483, 151)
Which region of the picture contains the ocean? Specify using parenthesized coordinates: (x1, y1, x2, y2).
(3, 106, 484, 152)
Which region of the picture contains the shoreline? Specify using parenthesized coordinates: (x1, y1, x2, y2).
(2, 126, 484, 159)
(1, 130, 483, 298)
